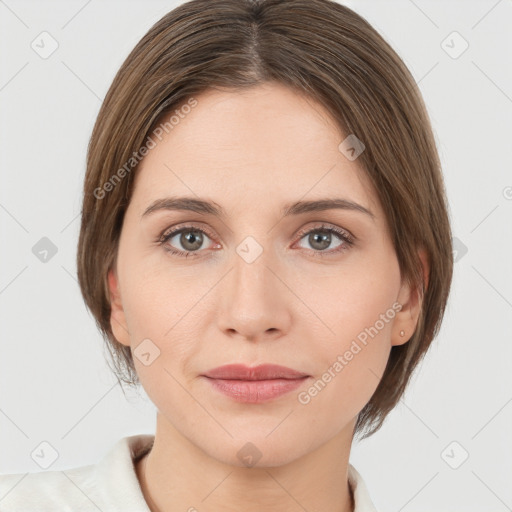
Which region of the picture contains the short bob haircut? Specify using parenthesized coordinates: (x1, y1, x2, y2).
(77, 0, 453, 440)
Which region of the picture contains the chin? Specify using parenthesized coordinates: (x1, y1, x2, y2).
(195, 429, 314, 469)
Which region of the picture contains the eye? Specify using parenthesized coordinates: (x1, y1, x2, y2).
(294, 223, 354, 257)
(158, 225, 218, 258)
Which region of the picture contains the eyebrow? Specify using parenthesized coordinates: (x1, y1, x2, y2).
(141, 196, 375, 221)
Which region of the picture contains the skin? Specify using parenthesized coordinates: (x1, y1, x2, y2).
(108, 82, 427, 512)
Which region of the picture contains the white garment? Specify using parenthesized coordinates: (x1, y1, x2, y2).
(0, 434, 378, 511)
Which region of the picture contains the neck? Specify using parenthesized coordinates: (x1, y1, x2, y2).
(136, 413, 356, 512)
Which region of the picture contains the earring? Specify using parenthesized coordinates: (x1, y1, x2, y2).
(400, 330, 405, 337)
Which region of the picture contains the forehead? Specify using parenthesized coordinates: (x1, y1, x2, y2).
(132, 83, 380, 219)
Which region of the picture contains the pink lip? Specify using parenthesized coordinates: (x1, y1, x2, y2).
(202, 364, 310, 403)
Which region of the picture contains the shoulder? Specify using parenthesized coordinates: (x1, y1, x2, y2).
(0, 434, 154, 512)
(0, 463, 98, 510)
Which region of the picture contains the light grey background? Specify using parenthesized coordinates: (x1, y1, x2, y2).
(1, 1, 511, 511)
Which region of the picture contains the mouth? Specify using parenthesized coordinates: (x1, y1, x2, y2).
(201, 364, 310, 403)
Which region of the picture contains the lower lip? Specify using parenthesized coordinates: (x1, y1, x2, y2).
(203, 377, 309, 403)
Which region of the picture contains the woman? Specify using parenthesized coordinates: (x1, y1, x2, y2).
(0, 0, 453, 510)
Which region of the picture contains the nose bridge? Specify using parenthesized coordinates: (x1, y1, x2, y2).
(216, 236, 290, 339)
(229, 237, 275, 310)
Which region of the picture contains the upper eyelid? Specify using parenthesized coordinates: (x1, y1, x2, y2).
(295, 223, 353, 240)
(160, 222, 216, 241)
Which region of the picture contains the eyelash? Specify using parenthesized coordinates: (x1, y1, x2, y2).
(156, 223, 355, 259)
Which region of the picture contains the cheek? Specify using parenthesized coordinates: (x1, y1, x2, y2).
(293, 251, 399, 412)
(295, 278, 397, 430)
(292, 246, 400, 346)
(120, 245, 198, 334)
(115, 248, 191, 378)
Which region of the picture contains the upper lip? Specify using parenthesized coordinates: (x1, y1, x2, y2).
(203, 364, 309, 380)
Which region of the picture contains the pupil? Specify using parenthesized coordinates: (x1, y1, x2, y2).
(311, 231, 330, 250)
(182, 231, 202, 250)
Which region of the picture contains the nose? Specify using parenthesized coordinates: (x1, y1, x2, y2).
(216, 246, 292, 343)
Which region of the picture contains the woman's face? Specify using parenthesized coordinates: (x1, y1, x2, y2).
(108, 82, 419, 467)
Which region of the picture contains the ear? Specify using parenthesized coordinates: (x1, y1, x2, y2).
(392, 248, 429, 346)
(107, 267, 131, 347)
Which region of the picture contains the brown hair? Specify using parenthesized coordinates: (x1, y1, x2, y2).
(77, 0, 453, 439)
